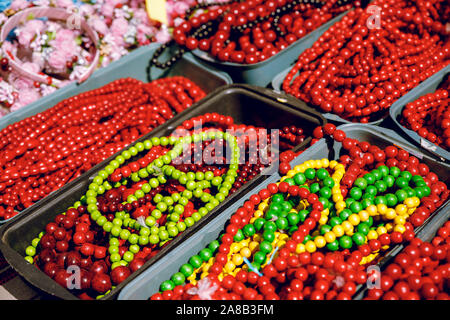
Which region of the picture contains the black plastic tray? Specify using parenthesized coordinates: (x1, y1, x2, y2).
(0, 84, 326, 300)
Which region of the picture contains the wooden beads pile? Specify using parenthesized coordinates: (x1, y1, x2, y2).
(0, 77, 206, 220)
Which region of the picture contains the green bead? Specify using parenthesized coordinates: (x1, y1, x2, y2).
(298, 210, 308, 222)
(329, 217, 342, 227)
(361, 198, 373, 209)
(390, 166, 401, 178)
(167, 226, 179, 237)
(263, 221, 277, 232)
(405, 187, 416, 198)
(31, 238, 40, 248)
(110, 253, 121, 263)
(160, 280, 175, 292)
(339, 209, 352, 221)
(357, 223, 370, 235)
(234, 229, 244, 242)
(276, 217, 289, 230)
(293, 173, 306, 186)
(24, 256, 34, 264)
(253, 251, 266, 265)
(189, 255, 203, 268)
(25, 246, 36, 256)
(374, 196, 387, 205)
(355, 177, 368, 189)
(320, 224, 332, 235)
(263, 230, 275, 242)
(385, 193, 398, 206)
(350, 201, 362, 213)
(103, 222, 113, 233)
(304, 168, 316, 180)
(123, 251, 134, 262)
(171, 272, 186, 286)
(395, 177, 408, 189)
(375, 180, 387, 193)
(352, 232, 365, 246)
(120, 229, 131, 241)
(284, 178, 295, 186)
(149, 234, 159, 245)
(383, 175, 395, 188)
(395, 189, 408, 202)
(401, 171, 412, 181)
(243, 224, 256, 237)
(323, 177, 335, 188)
(287, 213, 300, 226)
(310, 183, 320, 194)
(327, 240, 339, 251)
(254, 218, 265, 231)
(320, 187, 332, 199)
(259, 241, 273, 254)
(208, 240, 220, 253)
(339, 235, 353, 249)
(180, 264, 194, 277)
(378, 165, 389, 177)
(371, 169, 381, 181)
(199, 248, 213, 262)
(316, 168, 328, 180)
(365, 185, 378, 197)
(363, 174, 375, 185)
(349, 187, 363, 201)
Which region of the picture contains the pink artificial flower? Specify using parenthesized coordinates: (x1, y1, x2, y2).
(137, 24, 156, 44)
(10, 0, 29, 11)
(90, 18, 109, 35)
(12, 89, 41, 111)
(23, 20, 45, 35)
(155, 28, 171, 44)
(111, 18, 129, 37)
(0, 13, 7, 26)
(172, 1, 189, 15)
(102, 4, 115, 18)
(48, 50, 68, 72)
(22, 62, 40, 74)
(56, 0, 74, 9)
(133, 9, 149, 24)
(18, 31, 34, 47)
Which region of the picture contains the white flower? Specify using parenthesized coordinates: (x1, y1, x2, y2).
(0, 80, 16, 104)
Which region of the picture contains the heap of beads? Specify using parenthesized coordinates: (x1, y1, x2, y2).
(400, 77, 450, 150)
(151, 124, 448, 300)
(152, 0, 363, 67)
(363, 220, 450, 300)
(23, 112, 314, 300)
(0, 77, 206, 220)
(282, 0, 450, 123)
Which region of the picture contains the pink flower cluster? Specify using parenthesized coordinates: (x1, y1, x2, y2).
(0, 0, 198, 116)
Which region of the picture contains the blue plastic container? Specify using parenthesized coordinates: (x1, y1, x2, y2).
(389, 65, 450, 163)
(190, 11, 347, 87)
(0, 43, 232, 225)
(118, 123, 450, 300)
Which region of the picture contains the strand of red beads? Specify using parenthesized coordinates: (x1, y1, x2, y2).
(158, 0, 362, 66)
(400, 76, 450, 150)
(0, 77, 206, 220)
(282, 0, 450, 123)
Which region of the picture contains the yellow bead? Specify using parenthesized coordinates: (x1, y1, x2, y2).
(230, 243, 241, 253)
(253, 234, 262, 242)
(335, 201, 346, 211)
(279, 234, 289, 241)
(394, 224, 406, 233)
(324, 231, 336, 243)
(232, 254, 244, 266)
(314, 236, 327, 248)
(329, 160, 338, 169)
(305, 240, 316, 253)
(366, 205, 378, 216)
(312, 230, 320, 237)
(367, 230, 378, 240)
(296, 243, 306, 254)
(258, 202, 269, 212)
(200, 272, 209, 279)
(319, 215, 329, 225)
(297, 164, 306, 173)
(404, 197, 419, 208)
(254, 210, 264, 218)
(287, 171, 295, 178)
(321, 159, 330, 168)
(342, 221, 353, 232)
(249, 241, 259, 252)
(377, 204, 388, 214)
(224, 261, 236, 273)
(250, 218, 256, 224)
(348, 214, 361, 226)
(240, 247, 251, 258)
(357, 210, 368, 222)
(332, 225, 345, 237)
(384, 208, 397, 220)
(394, 216, 406, 225)
(333, 194, 344, 203)
(376, 226, 387, 235)
(315, 160, 323, 169)
(395, 204, 407, 215)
